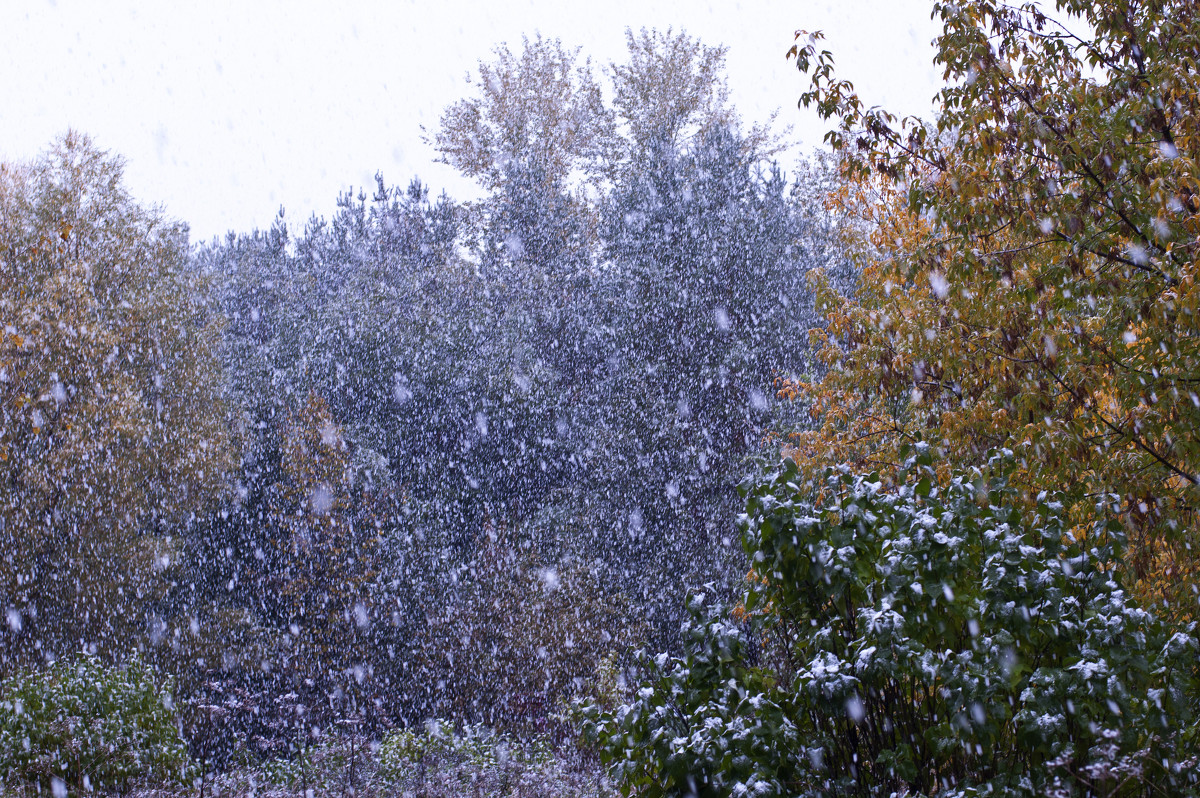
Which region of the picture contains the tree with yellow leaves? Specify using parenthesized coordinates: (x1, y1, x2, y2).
(0, 132, 234, 670)
(785, 0, 1200, 615)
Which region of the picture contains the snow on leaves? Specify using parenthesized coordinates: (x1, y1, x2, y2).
(583, 452, 1200, 797)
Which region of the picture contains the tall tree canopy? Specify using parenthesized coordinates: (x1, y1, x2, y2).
(0, 132, 233, 669)
(786, 0, 1200, 614)
(433, 34, 612, 191)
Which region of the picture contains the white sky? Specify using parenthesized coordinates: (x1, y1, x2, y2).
(1, 0, 943, 244)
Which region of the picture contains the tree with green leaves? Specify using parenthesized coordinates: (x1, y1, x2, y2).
(0, 654, 192, 794)
(582, 452, 1200, 796)
(586, 124, 827, 640)
(433, 34, 612, 192)
(606, 28, 779, 180)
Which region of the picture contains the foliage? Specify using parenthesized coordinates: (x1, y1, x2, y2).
(251, 731, 376, 798)
(586, 124, 832, 639)
(416, 534, 643, 732)
(436, 28, 780, 195)
(784, 0, 1200, 616)
(378, 719, 540, 780)
(125, 725, 612, 798)
(377, 720, 601, 798)
(264, 392, 379, 704)
(581, 454, 1200, 796)
(0, 654, 191, 794)
(170, 391, 388, 754)
(609, 28, 736, 155)
(433, 34, 612, 191)
(0, 25, 846, 749)
(0, 132, 234, 670)
(188, 28, 847, 725)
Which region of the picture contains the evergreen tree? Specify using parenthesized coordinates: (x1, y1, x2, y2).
(589, 126, 821, 638)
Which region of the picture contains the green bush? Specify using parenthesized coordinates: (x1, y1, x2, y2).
(379, 719, 558, 792)
(0, 654, 191, 794)
(378, 718, 457, 775)
(580, 451, 1200, 797)
(378, 719, 513, 779)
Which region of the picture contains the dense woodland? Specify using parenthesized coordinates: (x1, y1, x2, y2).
(2, 1, 1200, 796)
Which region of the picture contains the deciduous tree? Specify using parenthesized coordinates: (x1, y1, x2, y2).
(0, 133, 233, 670)
(786, 0, 1200, 614)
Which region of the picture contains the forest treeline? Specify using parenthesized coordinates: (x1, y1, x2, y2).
(1, 29, 852, 748)
(3, 0, 1200, 794)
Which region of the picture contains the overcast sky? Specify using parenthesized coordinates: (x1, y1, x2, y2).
(1, 0, 944, 243)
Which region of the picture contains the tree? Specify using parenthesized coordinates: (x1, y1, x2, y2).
(0, 654, 192, 794)
(433, 34, 612, 192)
(181, 27, 846, 733)
(606, 28, 778, 178)
(0, 132, 233, 671)
(266, 393, 376, 691)
(416, 528, 642, 733)
(785, 0, 1200, 615)
(434, 27, 779, 194)
(587, 125, 826, 640)
(609, 28, 732, 152)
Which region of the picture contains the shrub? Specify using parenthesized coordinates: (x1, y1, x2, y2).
(185, 721, 610, 798)
(378, 719, 561, 795)
(580, 451, 1200, 796)
(0, 654, 191, 794)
